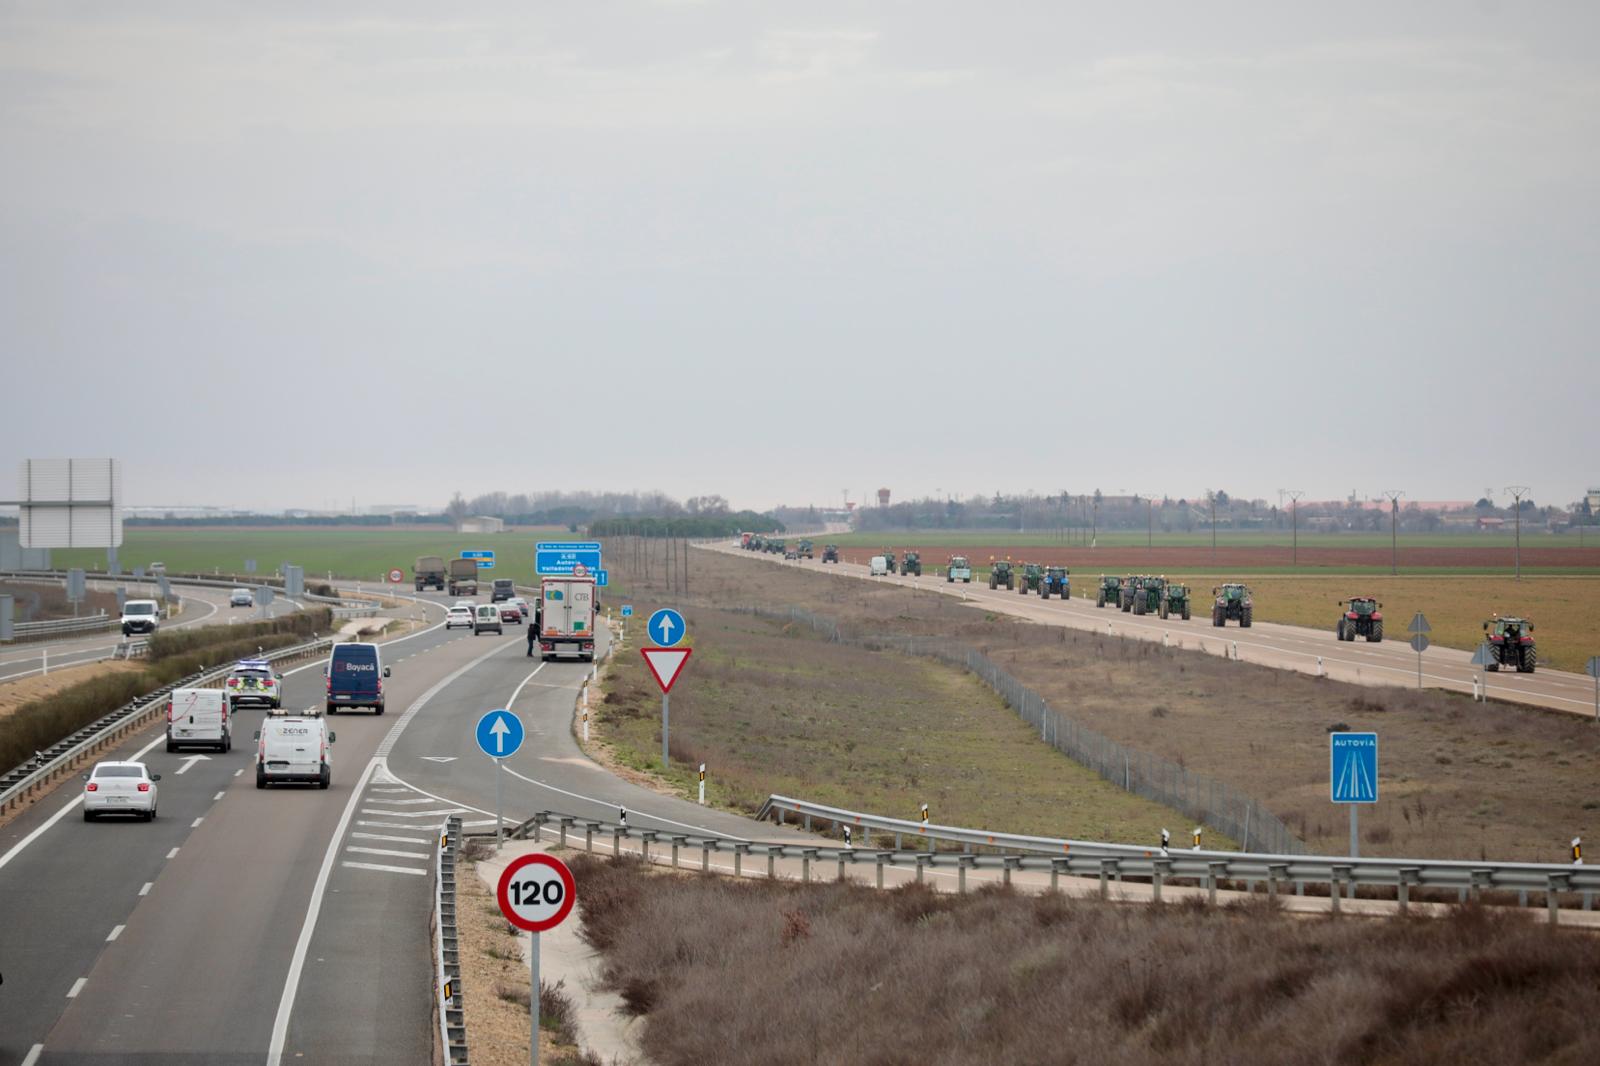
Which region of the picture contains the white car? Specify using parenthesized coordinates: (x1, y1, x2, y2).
(83, 761, 160, 821)
(229, 588, 253, 607)
(445, 605, 473, 630)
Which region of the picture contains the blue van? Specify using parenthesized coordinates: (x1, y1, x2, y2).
(325, 642, 390, 715)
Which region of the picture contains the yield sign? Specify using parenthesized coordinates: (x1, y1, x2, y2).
(640, 647, 692, 693)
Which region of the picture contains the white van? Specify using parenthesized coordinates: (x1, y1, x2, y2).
(166, 688, 231, 753)
(869, 555, 889, 576)
(122, 599, 162, 636)
(255, 713, 335, 789)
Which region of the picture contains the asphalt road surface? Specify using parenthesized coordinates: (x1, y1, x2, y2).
(708, 543, 1600, 718)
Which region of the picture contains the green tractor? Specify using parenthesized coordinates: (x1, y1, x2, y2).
(1041, 566, 1070, 600)
(750, 534, 765, 552)
(798, 539, 815, 560)
(1483, 616, 1537, 672)
(1017, 563, 1045, 596)
(1211, 583, 1253, 627)
(768, 539, 786, 555)
(902, 551, 922, 577)
(1129, 575, 1166, 615)
(1120, 575, 1145, 612)
(883, 550, 897, 574)
(1336, 598, 1384, 642)
(822, 544, 840, 564)
(989, 560, 1015, 590)
(1095, 574, 1123, 609)
(946, 556, 973, 583)
(1159, 584, 1191, 620)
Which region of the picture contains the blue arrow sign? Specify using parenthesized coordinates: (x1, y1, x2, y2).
(536, 542, 603, 576)
(621, 605, 634, 618)
(595, 569, 608, 587)
(475, 708, 525, 760)
(648, 608, 685, 647)
(1330, 732, 1377, 804)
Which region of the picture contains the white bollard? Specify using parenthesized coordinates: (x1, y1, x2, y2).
(1232, 641, 1238, 661)
(1163, 632, 1170, 648)
(1316, 656, 1324, 677)
(698, 763, 706, 805)
(43, 646, 48, 677)
(582, 708, 589, 742)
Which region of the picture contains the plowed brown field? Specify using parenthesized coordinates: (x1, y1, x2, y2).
(840, 544, 1600, 570)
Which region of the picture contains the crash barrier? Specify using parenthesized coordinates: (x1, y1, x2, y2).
(434, 815, 469, 1066)
(11, 612, 116, 641)
(0, 636, 333, 813)
(725, 603, 1302, 855)
(497, 808, 1596, 924)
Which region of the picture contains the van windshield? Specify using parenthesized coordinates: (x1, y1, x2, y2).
(125, 603, 156, 616)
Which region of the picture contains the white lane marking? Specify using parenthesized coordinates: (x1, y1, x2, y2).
(167, 847, 179, 859)
(358, 807, 462, 818)
(67, 978, 86, 998)
(370, 788, 412, 794)
(235, 769, 243, 777)
(267, 633, 509, 1066)
(346, 845, 431, 860)
(357, 819, 438, 831)
(362, 797, 436, 805)
(190, 817, 204, 828)
(22, 1044, 42, 1066)
(139, 882, 153, 896)
(214, 791, 226, 801)
(506, 662, 547, 710)
(500, 764, 746, 840)
(340, 860, 427, 876)
(351, 831, 434, 844)
(106, 924, 125, 941)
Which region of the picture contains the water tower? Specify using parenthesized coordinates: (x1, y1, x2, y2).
(877, 487, 891, 508)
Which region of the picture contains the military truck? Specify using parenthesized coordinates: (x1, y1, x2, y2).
(883, 551, 897, 574)
(1483, 616, 1536, 672)
(1336, 598, 1384, 642)
(822, 544, 840, 564)
(1095, 575, 1123, 608)
(988, 560, 1015, 590)
(1041, 566, 1069, 600)
(1017, 563, 1045, 596)
(947, 556, 972, 583)
(1159, 584, 1191, 620)
(413, 555, 446, 592)
(1129, 576, 1167, 615)
(448, 558, 479, 597)
(902, 551, 922, 577)
(798, 539, 815, 559)
(1211, 583, 1253, 627)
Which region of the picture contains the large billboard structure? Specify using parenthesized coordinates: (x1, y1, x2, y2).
(14, 458, 123, 549)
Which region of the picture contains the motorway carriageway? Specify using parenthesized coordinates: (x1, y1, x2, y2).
(707, 543, 1600, 719)
(0, 581, 302, 685)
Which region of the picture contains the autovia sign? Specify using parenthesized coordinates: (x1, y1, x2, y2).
(536, 542, 602, 576)
(1330, 732, 1378, 804)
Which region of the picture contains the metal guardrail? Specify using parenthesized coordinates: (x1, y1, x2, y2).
(0, 635, 334, 812)
(112, 639, 150, 660)
(12, 612, 115, 640)
(753, 795, 1598, 919)
(435, 815, 468, 1066)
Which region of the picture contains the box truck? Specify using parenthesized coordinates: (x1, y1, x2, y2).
(537, 576, 596, 662)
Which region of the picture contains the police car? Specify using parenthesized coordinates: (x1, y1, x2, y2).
(226, 659, 283, 710)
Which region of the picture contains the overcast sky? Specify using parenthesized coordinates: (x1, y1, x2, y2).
(3, 2, 1597, 513)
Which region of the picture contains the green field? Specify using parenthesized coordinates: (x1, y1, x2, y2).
(50, 528, 565, 584)
(824, 529, 1595, 551)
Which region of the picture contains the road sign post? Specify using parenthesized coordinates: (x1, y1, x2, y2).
(1587, 657, 1600, 721)
(1472, 642, 1496, 702)
(1408, 613, 1431, 690)
(497, 853, 577, 1066)
(641, 645, 692, 768)
(476, 709, 526, 846)
(1330, 732, 1377, 858)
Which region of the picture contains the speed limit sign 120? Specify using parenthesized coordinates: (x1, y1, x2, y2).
(497, 853, 577, 933)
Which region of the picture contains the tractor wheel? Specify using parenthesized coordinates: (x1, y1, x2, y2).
(1369, 621, 1383, 643)
(1521, 646, 1537, 673)
(1018, 582, 1026, 595)
(1006, 577, 1014, 590)
(1040, 587, 1050, 600)
(1133, 597, 1145, 615)
(1182, 605, 1191, 621)
(1063, 587, 1069, 600)
(947, 575, 953, 583)
(1212, 608, 1224, 627)
(1159, 604, 1168, 620)
(1122, 596, 1132, 613)
(1241, 608, 1252, 628)
(1336, 620, 1345, 641)
(1486, 661, 1500, 672)
(989, 577, 996, 589)
(1096, 592, 1105, 608)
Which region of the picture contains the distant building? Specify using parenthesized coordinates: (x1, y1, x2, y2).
(1477, 516, 1506, 531)
(458, 516, 505, 534)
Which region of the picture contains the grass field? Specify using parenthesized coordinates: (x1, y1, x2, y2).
(591, 603, 1227, 847)
(48, 527, 567, 584)
(826, 529, 1597, 551)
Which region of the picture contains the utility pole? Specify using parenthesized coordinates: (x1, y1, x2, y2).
(1147, 495, 1154, 550)
(1285, 490, 1304, 566)
(1381, 490, 1403, 576)
(1208, 491, 1217, 564)
(1506, 486, 1530, 581)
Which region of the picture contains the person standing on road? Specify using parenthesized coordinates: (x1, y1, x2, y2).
(526, 615, 538, 657)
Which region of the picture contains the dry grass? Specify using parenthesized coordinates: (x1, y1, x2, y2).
(592, 605, 1229, 847)
(605, 549, 1600, 861)
(571, 853, 1600, 1066)
(0, 660, 145, 721)
(0, 581, 120, 623)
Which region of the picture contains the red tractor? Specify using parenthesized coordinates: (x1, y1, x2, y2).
(1336, 598, 1383, 642)
(1483, 616, 1537, 673)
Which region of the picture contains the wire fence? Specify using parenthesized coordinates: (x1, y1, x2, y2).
(727, 603, 1304, 856)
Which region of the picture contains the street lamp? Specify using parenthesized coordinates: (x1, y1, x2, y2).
(1381, 490, 1403, 576)
(1285, 490, 1304, 566)
(1506, 486, 1531, 581)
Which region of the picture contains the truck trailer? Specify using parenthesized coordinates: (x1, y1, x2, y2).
(538, 576, 597, 662)
(448, 558, 479, 597)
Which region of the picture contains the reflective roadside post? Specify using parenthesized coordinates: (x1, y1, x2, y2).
(1587, 658, 1600, 722)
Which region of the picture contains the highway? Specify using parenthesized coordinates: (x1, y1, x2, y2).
(709, 543, 1600, 719)
(0, 581, 302, 685)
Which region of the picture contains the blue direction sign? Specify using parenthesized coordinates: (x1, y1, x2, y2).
(1330, 732, 1378, 804)
(462, 550, 496, 571)
(595, 569, 608, 587)
(536, 541, 602, 577)
(475, 708, 524, 760)
(621, 605, 634, 618)
(648, 608, 685, 647)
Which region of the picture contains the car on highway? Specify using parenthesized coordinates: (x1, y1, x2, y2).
(166, 688, 231, 752)
(255, 712, 335, 789)
(82, 761, 160, 821)
(507, 597, 530, 619)
(121, 599, 161, 636)
(229, 588, 253, 607)
(474, 603, 503, 635)
(498, 603, 521, 624)
(325, 641, 389, 714)
(226, 659, 283, 709)
(490, 578, 516, 603)
(445, 605, 474, 630)
(148, 562, 166, 575)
